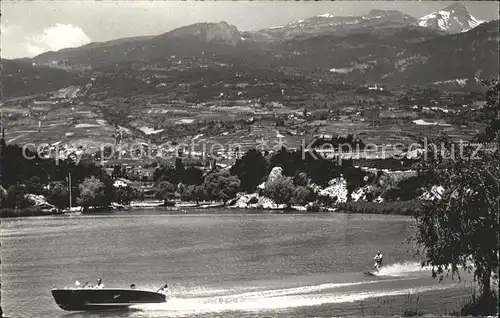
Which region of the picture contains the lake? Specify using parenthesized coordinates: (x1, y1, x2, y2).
(1, 209, 476, 317)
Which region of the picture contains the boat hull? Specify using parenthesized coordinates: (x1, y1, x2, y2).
(51, 288, 166, 311)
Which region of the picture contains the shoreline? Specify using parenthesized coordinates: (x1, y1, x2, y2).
(1, 196, 423, 219)
(1, 198, 423, 218)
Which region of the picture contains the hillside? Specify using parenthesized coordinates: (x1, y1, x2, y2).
(2, 59, 86, 98)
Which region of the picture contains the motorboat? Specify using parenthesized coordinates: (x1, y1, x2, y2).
(51, 284, 167, 311)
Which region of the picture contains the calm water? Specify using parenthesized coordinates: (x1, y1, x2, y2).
(1, 210, 475, 317)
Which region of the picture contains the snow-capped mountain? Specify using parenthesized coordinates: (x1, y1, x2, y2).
(418, 2, 483, 33)
(251, 9, 419, 42)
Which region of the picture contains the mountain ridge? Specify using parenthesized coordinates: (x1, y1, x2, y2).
(3, 4, 497, 97)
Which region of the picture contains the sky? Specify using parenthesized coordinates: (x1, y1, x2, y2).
(1, 1, 499, 59)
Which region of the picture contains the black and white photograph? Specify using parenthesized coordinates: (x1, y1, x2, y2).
(0, 0, 499, 317)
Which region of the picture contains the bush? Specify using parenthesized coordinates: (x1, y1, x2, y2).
(203, 171, 240, 204)
(5, 184, 32, 209)
(452, 291, 498, 317)
(77, 176, 107, 212)
(338, 200, 423, 215)
(306, 202, 321, 212)
(264, 175, 295, 208)
(47, 182, 69, 210)
(291, 186, 316, 206)
(403, 308, 424, 317)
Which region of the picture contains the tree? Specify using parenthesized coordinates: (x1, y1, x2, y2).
(153, 165, 176, 184)
(25, 176, 44, 194)
(413, 80, 500, 314)
(291, 185, 316, 206)
(174, 157, 186, 182)
(5, 184, 32, 209)
(0, 185, 7, 208)
(77, 176, 106, 212)
(413, 80, 500, 311)
(156, 181, 175, 204)
(112, 165, 122, 179)
(473, 79, 499, 143)
(114, 185, 138, 205)
(47, 181, 69, 211)
(343, 165, 368, 199)
(218, 174, 240, 205)
(230, 149, 268, 192)
(182, 184, 205, 206)
(184, 166, 204, 185)
(264, 175, 295, 209)
(414, 143, 499, 312)
(203, 171, 240, 205)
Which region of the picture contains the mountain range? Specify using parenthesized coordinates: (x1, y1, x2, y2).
(3, 3, 498, 98)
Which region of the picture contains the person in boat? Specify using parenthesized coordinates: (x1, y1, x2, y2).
(82, 281, 92, 288)
(158, 283, 170, 296)
(373, 250, 383, 272)
(130, 284, 136, 289)
(95, 278, 104, 289)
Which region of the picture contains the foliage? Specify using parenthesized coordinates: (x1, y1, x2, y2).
(264, 175, 295, 208)
(153, 165, 179, 184)
(0, 185, 7, 208)
(153, 160, 204, 185)
(4, 184, 32, 209)
(411, 80, 500, 307)
(203, 171, 240, 204)
(0, 144, 113, 203)
(181, 184, 205, 205)
(268, 148, 342, 187)
(112, 165, 126, 179)
(25, 176, 44, 195)
(306, 155, 341, 187)
(338, 200, 422, 215)
(472, 79, 499, 143)
(452, 290, 498, 316)
(156, 181, 175, 203)
(291, 185, 316, 206)
(341, 163, 369, 198)
(413, 142, 499, 303)
(114, 186, 139, 205)
(230, 149, 268, 192)
(306, 202, 321, 212)
(1, 145, 49, 189)
(402, 308, 424, 317)
(382, 175, 429, 201)
(184, 166, 205, 185)
(77, 176, 107, 212)
(47, 181, 69, 210)
(293, 172, 309, 187)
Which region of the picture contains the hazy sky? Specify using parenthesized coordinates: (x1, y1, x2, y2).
(1, 1, 498, 59)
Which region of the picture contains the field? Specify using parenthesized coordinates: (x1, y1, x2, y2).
(2, 102, 116, 147)
(1, 84, 487, 165)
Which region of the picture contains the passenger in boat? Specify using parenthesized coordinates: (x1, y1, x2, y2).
(130, 284, 136, 289)
(95, 278, 104, 289)
(159, 284, 170, 296)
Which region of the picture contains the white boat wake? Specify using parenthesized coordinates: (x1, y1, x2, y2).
(130, 279, 457, 317)
(376, 261, 433, 277)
